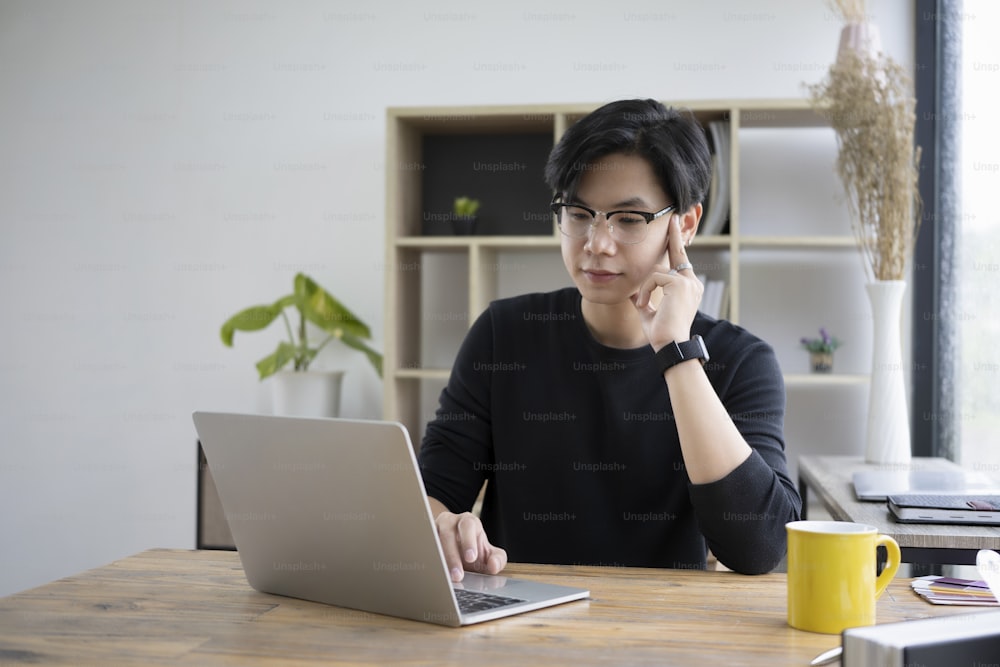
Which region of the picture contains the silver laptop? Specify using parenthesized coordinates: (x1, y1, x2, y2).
(852, 469, 1000, 501)
(192, 411, 589, 626)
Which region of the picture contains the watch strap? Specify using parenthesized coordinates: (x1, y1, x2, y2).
(654, 335, 710, 375)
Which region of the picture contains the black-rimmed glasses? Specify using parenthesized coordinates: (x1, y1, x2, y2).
(550, 198, 675, 245)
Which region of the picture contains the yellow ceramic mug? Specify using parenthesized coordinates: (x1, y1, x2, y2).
(786, 520, 900, 634)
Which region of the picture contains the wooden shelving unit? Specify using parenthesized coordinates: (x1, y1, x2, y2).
(383, 99, 870, 444)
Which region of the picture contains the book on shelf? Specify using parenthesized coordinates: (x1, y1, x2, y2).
(842, 611, 1000, 666)
(699, 120, 731, 237)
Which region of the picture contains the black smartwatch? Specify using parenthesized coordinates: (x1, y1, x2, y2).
(654, 335, 710, 375)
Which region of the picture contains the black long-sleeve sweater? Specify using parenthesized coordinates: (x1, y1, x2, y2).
(418, 287, 801, 574)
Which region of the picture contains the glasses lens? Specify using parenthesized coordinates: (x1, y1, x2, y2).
(556, 205, 593, 238)
(553, 204, 652, 244)
(607, 212, 648, 244)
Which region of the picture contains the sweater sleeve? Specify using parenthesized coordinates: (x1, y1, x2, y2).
(417, 308, 495, 514)
(687, 338, 802, 574)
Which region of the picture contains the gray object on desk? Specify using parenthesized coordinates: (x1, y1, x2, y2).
(888, 494, 1000, 525)
(798, 455, 1000, 566)
(852, 469, 1000, 501)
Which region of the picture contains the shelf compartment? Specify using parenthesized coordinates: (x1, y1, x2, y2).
(738, 248, 871, 377)
(419, 132, 554, 237)
(419, 251, 470, 370)
(737, 126, 849, 239)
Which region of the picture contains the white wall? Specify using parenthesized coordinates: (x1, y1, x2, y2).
(0, 0, 914, 596)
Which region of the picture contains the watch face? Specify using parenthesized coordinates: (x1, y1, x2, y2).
(693, 335, 709, 362)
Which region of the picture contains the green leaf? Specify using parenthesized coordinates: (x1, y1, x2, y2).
(220, 305, 281, 347)
(272, 294, 297, 311)
(454, 196, 480, 217)
(296, 273, 371, 340)
(340, 332, 384, 378)
(255, 341, 301, 379)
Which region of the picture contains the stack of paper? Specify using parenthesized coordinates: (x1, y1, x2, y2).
(911, 576, 999, 606)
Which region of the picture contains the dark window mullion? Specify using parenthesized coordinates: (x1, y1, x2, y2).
(912, 0, 961, 460)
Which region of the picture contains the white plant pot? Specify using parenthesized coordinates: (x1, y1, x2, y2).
(864, 280, 912, 464)
(271, 370, 344, 418)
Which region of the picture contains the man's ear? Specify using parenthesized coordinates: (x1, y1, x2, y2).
(680, 203, 703, 245)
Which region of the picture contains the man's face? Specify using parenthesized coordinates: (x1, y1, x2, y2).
(559, 152, 675, 307)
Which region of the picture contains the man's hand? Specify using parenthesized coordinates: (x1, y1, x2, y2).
(429, 499, 507, 582)
(631, 214, 703, 351)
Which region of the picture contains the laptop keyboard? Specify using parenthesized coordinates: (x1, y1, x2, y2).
(454, 588, 526, 614)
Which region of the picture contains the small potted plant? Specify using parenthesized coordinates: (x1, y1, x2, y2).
(800, 327, 841, 374)
(452, 196, 480, 235)
(220, 272, 382, 417)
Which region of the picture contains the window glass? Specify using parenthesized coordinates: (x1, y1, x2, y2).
(957, 2, 1000, 472)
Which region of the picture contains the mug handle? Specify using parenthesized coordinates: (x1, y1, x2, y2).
(874, 534, 901, 599)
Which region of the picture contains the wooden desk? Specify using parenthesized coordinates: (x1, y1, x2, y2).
(798, 455, 1000, 565)
(0, 549, 979, 666)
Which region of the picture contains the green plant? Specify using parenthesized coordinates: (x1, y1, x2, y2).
(453, 196, 480, 218)
(220, 273, 382, 380)
(800, 328, 842, 355)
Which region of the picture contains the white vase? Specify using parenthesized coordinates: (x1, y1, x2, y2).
(864, 281, 911, 464)
(836, 21, 882, 63)
(271, 370, 344, 418)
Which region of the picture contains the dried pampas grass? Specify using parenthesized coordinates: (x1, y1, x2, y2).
(827, 0, 868, 23)
(809, 9, 922, 282)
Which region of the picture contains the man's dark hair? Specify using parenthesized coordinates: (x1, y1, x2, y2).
(543, 99, 712, 214)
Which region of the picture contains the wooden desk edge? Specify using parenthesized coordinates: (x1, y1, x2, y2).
(0, 548, 984, 667)
(797, 455, 856, 521)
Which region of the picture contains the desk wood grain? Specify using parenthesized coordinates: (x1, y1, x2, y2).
(799, 455, 1000, 553)
(0, 548, 983, 666)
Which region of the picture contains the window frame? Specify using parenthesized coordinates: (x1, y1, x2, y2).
(911, 0, 962, 459)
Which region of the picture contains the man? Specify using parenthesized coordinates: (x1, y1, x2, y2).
(419, 98, 801, 579)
